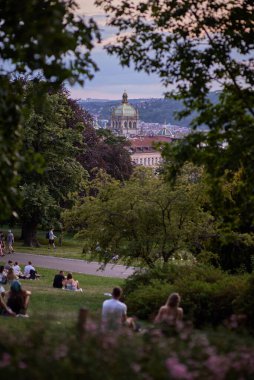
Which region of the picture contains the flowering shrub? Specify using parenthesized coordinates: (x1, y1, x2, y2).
(0, 320, 254, 379)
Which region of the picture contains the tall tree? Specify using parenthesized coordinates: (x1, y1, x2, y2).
(95, 0, 254, 230)
(65, 99, 133, 180)
(0, 0, 100, 218)
(63, 166, 213, 268)
(80, 128, 133, 181)
(20, 83, 87, 246)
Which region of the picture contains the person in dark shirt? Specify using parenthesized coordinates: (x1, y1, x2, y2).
(53, 270, 65, 288)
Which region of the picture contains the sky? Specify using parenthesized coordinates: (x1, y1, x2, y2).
(69, 0, 165, 100)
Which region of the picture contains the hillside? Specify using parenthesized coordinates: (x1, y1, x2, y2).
(79, 92, 219, 127)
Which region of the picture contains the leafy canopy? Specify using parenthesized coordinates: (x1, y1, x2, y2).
(19, 83, 88, 245)
(63, 166, 214, 268)
(0, 0, 100, 218)
(96, 0, 254, 230)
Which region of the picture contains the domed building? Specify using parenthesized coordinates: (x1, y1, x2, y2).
(110, 91, 139, 137)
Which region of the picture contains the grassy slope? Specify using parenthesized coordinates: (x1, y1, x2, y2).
(0, 266, 123, 329)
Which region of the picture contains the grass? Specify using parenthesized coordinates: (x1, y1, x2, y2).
(1, 266, 123, 329)
(0, 226, 141, 265)
(1, 226, 88, 259)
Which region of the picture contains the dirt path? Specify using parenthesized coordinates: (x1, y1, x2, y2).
(5, 252, 136, 279)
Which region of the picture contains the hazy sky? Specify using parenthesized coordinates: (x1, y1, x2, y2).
(69, 0, 164, 100)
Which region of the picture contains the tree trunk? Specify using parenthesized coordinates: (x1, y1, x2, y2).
(21, 222, 40, 247)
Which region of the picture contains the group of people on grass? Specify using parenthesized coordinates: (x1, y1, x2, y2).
(52, 270, 183, 331)
(0, 261, 183, 329)
(0, 230, 15, 256)
(53, 270, 82, 291)
(0, 260, 39, 284)
(102, 286, 183, 331)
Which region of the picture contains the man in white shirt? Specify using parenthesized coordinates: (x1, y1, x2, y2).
(13, 261, 22, 277)
(102, 287, 127, 329)
(24, 261, 36, 278)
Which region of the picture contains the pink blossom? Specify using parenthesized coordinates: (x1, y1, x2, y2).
(18, 361, 27, 369)
(0, 352, 11, 368)
(131, 363, 141, 373)
(53, 344, 68, 360)
(166, 357, 193, 379)
(205, 354, 230, 379)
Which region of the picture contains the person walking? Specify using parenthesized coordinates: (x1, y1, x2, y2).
(6, 230, 14, 254)
(48, 228, 57, 250)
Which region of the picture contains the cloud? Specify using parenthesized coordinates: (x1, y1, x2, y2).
(70, 0, 164, 100)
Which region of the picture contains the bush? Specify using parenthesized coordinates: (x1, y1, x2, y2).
(123, 263, 248, 327)
(1, 320, 254, 379)
(234, 274, 254, 330)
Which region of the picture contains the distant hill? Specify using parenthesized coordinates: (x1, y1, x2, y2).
(79, 92, 219, 128)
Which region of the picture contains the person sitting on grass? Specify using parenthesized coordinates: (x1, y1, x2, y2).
(6, 267, 18, 284)
(0, 266, 7, 284)
(53, 270, 66, 288)
(102, 287, 137, 331)
(13, 262, 26, 279)
(4, 260, 13, 271)
(0, 289, 16, 317)
(24, 261, 40, 279)
(154, 292, 183, 326)
(62, 273, 82, 291)
(7, 280, 31, 317)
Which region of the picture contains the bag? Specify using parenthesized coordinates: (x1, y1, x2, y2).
(46, 231, 50, 239)
(29, 270, 36, 280)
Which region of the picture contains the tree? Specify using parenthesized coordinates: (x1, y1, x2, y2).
(95, 0, 254, 229)
(81, 128, 133, 181)
(19, 83, 87, 246)
(65, 99, 133, 180)
(63, 166, 214, 268)
(0, 0, 100, 218)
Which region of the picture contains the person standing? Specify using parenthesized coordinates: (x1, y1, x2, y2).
(48, 228, 57, 250)
(6, 230, 14, 254)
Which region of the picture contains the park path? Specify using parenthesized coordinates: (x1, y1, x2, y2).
(8, 252, 135, 279)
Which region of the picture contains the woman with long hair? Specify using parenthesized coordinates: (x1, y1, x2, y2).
(154, 292, 183, 325)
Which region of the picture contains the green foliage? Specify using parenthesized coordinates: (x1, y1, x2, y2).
(96, 0, 254, 267)
(0, 0, 100, 218)
(235, 274, 254, 331)
(63, 165, 214, 267)
(19, 83, 88, 245)
(1, 316, 254, 379)
(123, 263, 248, 327)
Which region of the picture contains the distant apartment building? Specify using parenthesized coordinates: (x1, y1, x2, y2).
(130, 136, 172, 167)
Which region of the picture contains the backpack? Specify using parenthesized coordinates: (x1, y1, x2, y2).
(46, 231, 50, 239)
(29, 269, 36, 280)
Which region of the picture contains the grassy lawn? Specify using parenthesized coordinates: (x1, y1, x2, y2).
(0, 226, 141, 266)
(1, 226, 88, 259)
(0, 266, 123, 329)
